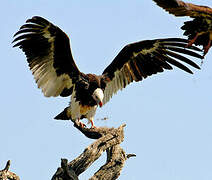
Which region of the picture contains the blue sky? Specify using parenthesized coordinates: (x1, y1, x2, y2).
(1, 1, 212, 179)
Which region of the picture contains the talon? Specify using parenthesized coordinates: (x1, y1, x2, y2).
(79, 122, 86, 128)
(76, 118, 86, 128)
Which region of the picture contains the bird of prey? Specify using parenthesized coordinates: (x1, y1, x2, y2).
(13, 16, 203, 128)
(153, 0, 212, 55)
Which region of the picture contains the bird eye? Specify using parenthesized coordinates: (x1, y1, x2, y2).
(85, 84, 89, 89)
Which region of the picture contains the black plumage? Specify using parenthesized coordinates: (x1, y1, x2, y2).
(13, 16, 203, 128)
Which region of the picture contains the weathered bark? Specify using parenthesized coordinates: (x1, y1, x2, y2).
(89, 145, 126, 180)
(0, 160, 20, 180)
(1, 122, 135, 179)
(52, 123, 135, 180)
(51, 159, 78, 180)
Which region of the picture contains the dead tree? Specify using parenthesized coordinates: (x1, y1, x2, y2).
(0, 160, 20, 180)
(1, 122, 135, 179)
(51, 122, 135, 180)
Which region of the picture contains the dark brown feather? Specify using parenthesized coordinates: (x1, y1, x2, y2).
(101, 38, 203, 104)
(153, 0, 212, 17)
(153, 0, 212, 54)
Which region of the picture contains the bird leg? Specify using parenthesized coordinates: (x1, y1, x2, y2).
(91, 120, 96, 129)
(203, 39, 211, 56)
(80, 122, 86, 128)
(90, 118, 96, 129)
(186, 32, 212, 56)
(186, 33, 199, 47)
(76, 118, 86, 128)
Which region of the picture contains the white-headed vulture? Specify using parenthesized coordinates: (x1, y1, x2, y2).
(13, 16, 203, 128)
(153, 0, 212, 56)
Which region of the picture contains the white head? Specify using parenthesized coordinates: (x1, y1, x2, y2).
(92, 88, 104, 107)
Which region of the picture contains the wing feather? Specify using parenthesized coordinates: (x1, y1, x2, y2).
(102, 38, 203, 105)
(13, 16, 80, 97)
(164, 46, 203, 58)
(162, 50, 200, 69)
(152, 0, 212, 18)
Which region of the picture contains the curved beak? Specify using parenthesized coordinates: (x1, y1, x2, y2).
(99, 101, 103, 107)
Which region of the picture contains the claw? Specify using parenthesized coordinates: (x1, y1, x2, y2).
(79, 122, 86, 128)
(76, 118, 86, 128)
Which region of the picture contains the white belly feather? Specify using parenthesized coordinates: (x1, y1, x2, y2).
(67, 90, 97, 124)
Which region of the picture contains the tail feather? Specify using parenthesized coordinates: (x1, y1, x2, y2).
(54, 108, 70, 120)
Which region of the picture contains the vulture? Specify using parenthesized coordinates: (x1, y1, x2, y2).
(153, 0, 212, 55)
(13, 16, 203, 128)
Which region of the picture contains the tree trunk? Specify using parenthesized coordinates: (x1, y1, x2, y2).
(51, 122, 135, 180)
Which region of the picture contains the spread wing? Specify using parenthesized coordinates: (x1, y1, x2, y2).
(152, 0, 212, 18)
(13, 16, 80, 97)
(102, 38, 203, 105)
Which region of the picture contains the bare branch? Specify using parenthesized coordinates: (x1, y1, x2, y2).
(51, 159, 78, 180)
(73, 122, 126, 139)
(0, 160, 20, 180)
(126, 154, 136, 159)
(89, 145, 127, 180)
(69, 124, 125, 175)
(52, 124, 135, 180)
